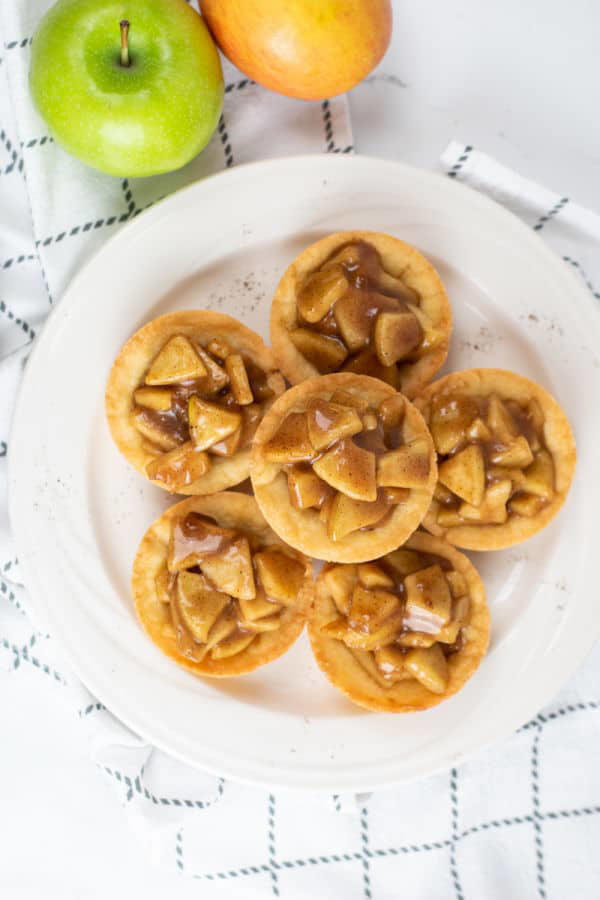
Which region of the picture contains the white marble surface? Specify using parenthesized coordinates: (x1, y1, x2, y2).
(2, 0, 599, 897)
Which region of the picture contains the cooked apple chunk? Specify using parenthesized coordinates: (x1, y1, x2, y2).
(239, 404, 263, 448)
(238, 588, 281, 622)
(240, 613, 283, 633)
(188, 396, 242, 451)
(323, 565, 357, 615)
(313, 439, 377, 501)
(224, 354, 254, 405)
(349, 586, 400, 632)
(404, 644, 449, 693)
(357, 563, 394, 589)
(374, 644, 408, 677)
(145, 335, 207, 385)
(176, 571, 231, 644)
(329, 389, 370, 414)
(445, 570, 468, 599)
(342, 349, 398, 387)
(168, 515, 235, 572)
(254, 549, 306, 605)
(133, 410, 180, 451)
(404, 564, 452, 632)
(287, 467, 332, 510)
(209, 427, 242, 457)
(263, 412, 314, 462)
(438, 444, 485, 507)
(521, 450, 554, 500)
(377, 439, 431, 489)
(210, 630, 256, 660)
(306, 399, 362, 451)
(430, 395, 478, 455)
(374, 311, 423, 366)
(326, 492, 390, 541)
(290, 328, 348, 373)
(487, 394, 519, 444)
(333, 288, 373, 351)
(466, 417, 492, 443)
(200, 537, 256, 600)
(509, 492, 546, 517)
(134, 387, 173, 411)
(378, 394, 405, 429)
(297, 264, 349, 323)
(489, 435, 534, 468)
(196, 346, 230, 394)
(321, 617, 350, 640)
(385, 549, 426, 577)
(146, 442, 210, 490)
(459, 478, 512, 524)
(436, 508, 468, 528)
(396, 630, 437, 648)
(382, 486, 411, 504)
(204, 608, 238, 650)
(342, 613, 403, 651)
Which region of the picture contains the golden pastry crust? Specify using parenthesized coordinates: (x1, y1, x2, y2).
(309, 531, 490, 713)
(414, 369, 576, 550)
(270, 230, 452, 398)
(106, 311, 279, 494)
(250, 373, 438, 563)
(132, 493, 314, 677)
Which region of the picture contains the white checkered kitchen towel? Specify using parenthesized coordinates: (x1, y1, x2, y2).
(2, 0, 600, 895)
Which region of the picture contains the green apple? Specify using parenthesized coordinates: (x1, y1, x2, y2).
(30, 0, 224, 177)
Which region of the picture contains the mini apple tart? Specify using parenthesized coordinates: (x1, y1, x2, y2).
(106, 312, 285, 494)
(250, 373, 437, 563)
(132, 493, 313, 676)
(309, 531, 489, 712)
(270, 230, 452, 398)
(414, 369, 576, 550)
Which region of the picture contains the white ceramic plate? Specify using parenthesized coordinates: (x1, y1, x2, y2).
(9, 155, 600, 792)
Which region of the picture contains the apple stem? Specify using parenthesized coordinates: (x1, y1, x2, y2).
(120, 20, 130, 67)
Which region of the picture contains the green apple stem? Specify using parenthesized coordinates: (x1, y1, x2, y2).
(120, 20, 130, 67)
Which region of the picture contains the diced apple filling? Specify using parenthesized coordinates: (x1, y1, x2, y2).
(429, 387, 554, 529)
(321, 552, 472, 693)
(163, 517, 308, 661)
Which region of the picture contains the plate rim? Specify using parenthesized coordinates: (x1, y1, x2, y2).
(8, 153, 600, 791)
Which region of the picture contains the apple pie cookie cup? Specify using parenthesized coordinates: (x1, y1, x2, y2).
(270, 230, 452, 398)
(414, 369, 576, 550)
(309, 531, 490, 713)
(132, 492, 314, 677)
(106, 311, 285, 495)
(250, 373, 437, 563)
